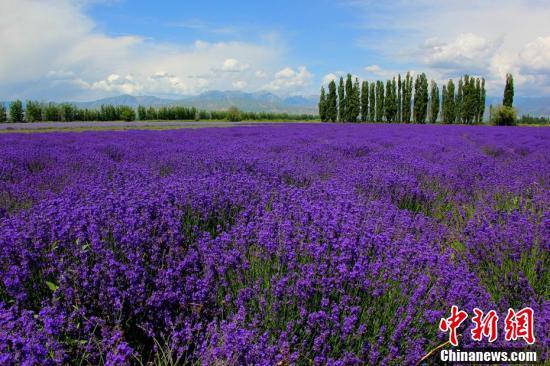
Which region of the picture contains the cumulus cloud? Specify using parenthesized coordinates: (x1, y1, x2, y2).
(232, 80, 247, 89)
(263, 67, 313, 94)
(214, 58, 250, 73)
(322, 73, 338, 85)
(346, 0, 550, 95)
(0, 0, 299, 100)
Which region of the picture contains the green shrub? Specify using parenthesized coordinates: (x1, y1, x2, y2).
(491, 105, 517, 126)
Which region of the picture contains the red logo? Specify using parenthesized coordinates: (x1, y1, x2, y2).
(439, 305, 469, 346)
(439, 306, 535, 346)
(504, 307, 535, 344)
(471, 308, 499, 342)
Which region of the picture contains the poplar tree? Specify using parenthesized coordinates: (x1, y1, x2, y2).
(375, 81, 385, 122)
(338, 77, 345, 122)
(413, 73, 429, 123)
(402, 72, 413, 123)
(456, 78, 464, 124)
(503, 73, 514, 107)
(327, 80, 338, 122)
(138, 105, 147, 121)
(385, 78, 397, 122)
(478, 78, 486, 123)
(349, 78, 361, 122)
(429, 80, 440, 123)
(26, 101, 43, 122)
(368, 82, 376, 122)
(0, 104, 6, 122)
(473, 78, 481, 124)
(345, 74, 353, 121)
(9, 100, 24, 122)
(397, 74, 402, 122)
(442, 80, 456, 124)
(361, 81, 369, 122)
(319, 86, 327, 122)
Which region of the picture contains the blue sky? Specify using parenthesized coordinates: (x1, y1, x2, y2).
(1, 0, 549, 100)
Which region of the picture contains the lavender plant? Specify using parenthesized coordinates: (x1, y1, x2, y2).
(0, 125, 548, 364)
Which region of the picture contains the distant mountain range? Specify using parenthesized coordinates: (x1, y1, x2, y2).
(70, 91, 319, 114)
(2, 91, 549, 117)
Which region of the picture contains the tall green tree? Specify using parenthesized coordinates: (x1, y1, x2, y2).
(413, 73, 429, 123)
(442, 80, 456, 124)
(0, 104, 6, 122)
(429, 80, 440, 123)
(338, 77, 345, 122)
(478, 78, 486, 123)
(327, 80, 338, 122)
(137, 105, 147, 120)
(503, 73, 514, 107)
(397, 74, 402, 122)
(361, 81, 369, 122)
(25, 101, 43, 122)
(384, 78, 397, 122)
(9, 100, 24, 122)
(473, 78, 481, 124)
(344, 74, 353, 121)
(368, 82, 376, 122)
(348, 78, 361, 122)
(318, 86, 327, 122)
(456, 78, 464, 124)
(375, 80, 385, 122)
(402, 72, 413, 123)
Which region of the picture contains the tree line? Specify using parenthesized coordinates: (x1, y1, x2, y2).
(319, 72, 488, 124)
(0, 102, 317, 123)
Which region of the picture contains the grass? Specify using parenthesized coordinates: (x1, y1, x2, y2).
(0, 120, 320, 133)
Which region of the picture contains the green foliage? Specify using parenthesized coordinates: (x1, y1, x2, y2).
(347, 77, 361, 122)
(327, 80, 338, 122)
(429, 80, 439, 123)
(338, 77, 345, 122)
(119, 106, 136, 122)
(360, 81, 368, 122)
(0, 104, 6, 123)
(344, 74, 353, 121)
(368, 82, 376, 122)
(478, 78, 486, 123)
(456, 79, 463, 123)
(503, 73, 514, 107)
(397, 74, 402, 122)
(402, 72, 413, 123)
(442, 80, 456, 124)
(9, 100, 24, 122)
(491, 105, 517, 126)
(518, 114, 550, 125)
(226, 106, 242, 122)
(384, 78, 397, 122)
(26, 101, 43, 122)
(375, 80, 384, 122)
(413, 73, 428, 123)
(137, 105, 147, 121)
(318, 86, 327, 122)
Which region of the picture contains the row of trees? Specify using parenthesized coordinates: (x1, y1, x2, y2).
(319, 72, 487, 124)
(0, 102, 317, 123)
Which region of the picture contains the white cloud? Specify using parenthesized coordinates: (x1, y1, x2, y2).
(255, 70, 268, 78)
(215, 58, 250, 73)
(264, 66, 313, 94)
(346, 0, 550, 95)
(0, 0, 302, 100)
(322, 73, 338, 85)
(232, 80, 247, 89)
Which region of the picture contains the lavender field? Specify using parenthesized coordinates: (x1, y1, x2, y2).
(0, 124, 548, 365)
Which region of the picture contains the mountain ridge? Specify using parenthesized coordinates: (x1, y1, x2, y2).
(2, 92, 549, 117)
